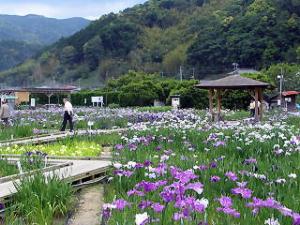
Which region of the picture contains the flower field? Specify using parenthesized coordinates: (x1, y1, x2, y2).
(1, 107, 299, 224)
(104, 113, 300, 225)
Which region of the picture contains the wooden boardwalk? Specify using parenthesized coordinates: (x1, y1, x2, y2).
(0, 158, 111, 202)
(0, 128, 127, 147)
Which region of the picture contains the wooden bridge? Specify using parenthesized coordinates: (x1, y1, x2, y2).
(0, 157, 111, 203)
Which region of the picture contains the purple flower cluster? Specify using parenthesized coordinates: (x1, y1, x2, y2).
(217, 196, 240, 218)
(247, 197, 300, 224)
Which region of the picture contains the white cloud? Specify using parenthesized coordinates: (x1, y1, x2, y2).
(0, 0, 145, 19)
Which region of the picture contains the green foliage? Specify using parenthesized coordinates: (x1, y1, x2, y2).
(0, 15, 89, 45)
(60, 45, 79, 66)
(0, 15, 89, 73)
(7, 173, 74, 224)
(108, 103, 121, 109)
(169, 80, 208, 109)
(187, 0, 300, 74)
(71, 90, 120, 106)
(136, 106, 173, 112)
(1, 0, 299, 86)
(20, 152, 46, 172)
(261, 63, 300, 90)
(0, 40, 42, 71)
(222, 90, 252, 110)
(163, 44, 188, 73)
(83, 35, 104, 70)
(0, 158, 18, 178)
(72, 70, 272, 110)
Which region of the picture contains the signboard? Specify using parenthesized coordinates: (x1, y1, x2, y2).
(91, 96, 104, 107)
(285, 97, 292, 103)
(31, 98, 36, 107)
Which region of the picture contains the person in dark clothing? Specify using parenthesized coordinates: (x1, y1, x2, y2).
(60, 98, 74, 132)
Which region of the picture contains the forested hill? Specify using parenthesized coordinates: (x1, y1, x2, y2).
(0, 14, 90, 45)
(1, 0, 299, 87)
(0, 14, 90, 72)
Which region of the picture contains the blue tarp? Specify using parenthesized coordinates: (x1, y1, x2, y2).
(296, 104, 300, 110)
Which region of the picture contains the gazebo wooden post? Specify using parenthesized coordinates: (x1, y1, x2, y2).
(208, 89, 214, 121)
(217, 89, 222, 121)
(254, 88, 259, 121)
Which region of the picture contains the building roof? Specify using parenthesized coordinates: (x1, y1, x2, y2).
(196, 75, 270, 89)
(0, 86, 79, 94)
(282, 91, 300, 97)
(227, 68, 258, 75)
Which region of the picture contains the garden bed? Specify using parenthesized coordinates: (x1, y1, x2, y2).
(103, 119, 300, 224)
(0, 134, 121, 157)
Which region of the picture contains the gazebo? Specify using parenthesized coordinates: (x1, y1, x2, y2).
(196, 75, 270, 121)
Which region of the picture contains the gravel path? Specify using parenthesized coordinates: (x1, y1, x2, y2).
(68, 185, 104, 225)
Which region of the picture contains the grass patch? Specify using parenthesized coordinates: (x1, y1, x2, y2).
(5, 173, 75, 225)
(136, 106, 172, 112)
(0, 159, 18, 178)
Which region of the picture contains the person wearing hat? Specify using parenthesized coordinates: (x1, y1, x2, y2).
(0, 99, 10, 126)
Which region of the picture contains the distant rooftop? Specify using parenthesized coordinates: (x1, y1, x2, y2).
(282, 91, 300, 97)
(227, 68, 258, 75)
(0, 85, 79, 94)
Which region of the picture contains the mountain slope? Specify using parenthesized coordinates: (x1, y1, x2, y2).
(0, 40, 42, 71)
(0, 14, 90, 45)
(0, 14, 90, 72)
(0, 0, 299, 87)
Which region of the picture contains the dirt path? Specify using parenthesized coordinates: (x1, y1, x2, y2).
(68, 185, 104, 225)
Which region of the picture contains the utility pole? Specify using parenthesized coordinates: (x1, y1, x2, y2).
(192, 68, 195, 79)
(180, 66, 183, 82)
(277, 67, 284, 107)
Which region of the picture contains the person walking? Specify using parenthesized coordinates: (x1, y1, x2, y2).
(0, 99, 10, 126)
(60, 98, 74, 132)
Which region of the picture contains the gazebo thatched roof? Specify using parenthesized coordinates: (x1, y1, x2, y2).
(196, 75, 270, 89)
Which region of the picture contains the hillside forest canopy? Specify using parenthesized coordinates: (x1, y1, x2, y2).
(0, 0, 299, 87)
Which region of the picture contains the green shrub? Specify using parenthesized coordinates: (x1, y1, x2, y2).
(6, 173, 75, 224)
(108, 103, 120, 109)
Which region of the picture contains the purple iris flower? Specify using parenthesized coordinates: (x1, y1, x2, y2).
(217, 207, 240, 218)
(113, 199, 130, 210)
(156, 146, 162, 151)
(138, 200, 152, 210)
(152, 203, 165, 213)
(225, 171, 238, 181)
(143, 160, 152, 167)
(210, 161, 218, 168)
(231, 187, 252, 199)
(244, 158, 257, 165)
(210, 176, 221, 182)
(198, 165, 208, 171)
(219, 196, 233, 208)
(114, 144, 124, 151)
(214, 141, 226, 147)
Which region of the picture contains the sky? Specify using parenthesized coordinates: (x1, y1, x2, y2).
(0, 0, 147, 20)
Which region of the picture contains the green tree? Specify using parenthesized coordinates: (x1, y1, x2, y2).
(83, 36, 104, 70)
(60, 46, 78, 66)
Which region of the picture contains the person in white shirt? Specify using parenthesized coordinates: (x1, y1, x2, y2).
(249, 99, 255, 117)
(249, 99, 261, 118)
(60, 98, 74, 132)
